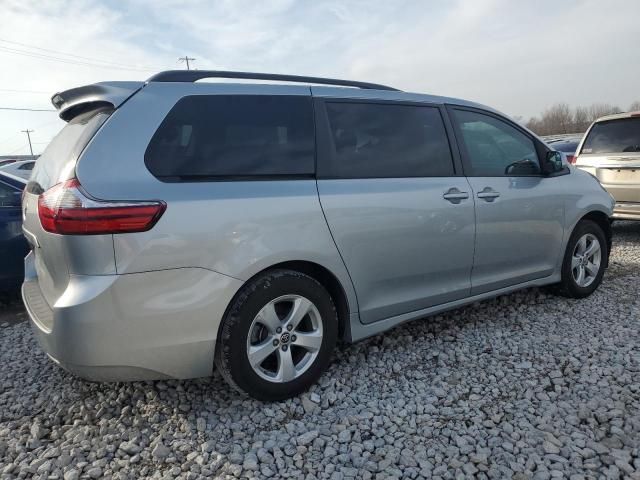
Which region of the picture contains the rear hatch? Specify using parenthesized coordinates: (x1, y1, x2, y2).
(576, 116, 640, 203)
(22, 81, 144, 307)
(22, 107, 114, 306)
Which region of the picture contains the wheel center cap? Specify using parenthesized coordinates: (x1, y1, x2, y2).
(280, 332, 291, 344)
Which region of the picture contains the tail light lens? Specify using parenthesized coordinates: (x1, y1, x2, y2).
(567, 155, 576, 164)
(38, 179, 166, 235)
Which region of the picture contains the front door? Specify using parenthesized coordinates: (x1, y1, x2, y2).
(314, 96, 476, 324)
(448, 107, 565, 295)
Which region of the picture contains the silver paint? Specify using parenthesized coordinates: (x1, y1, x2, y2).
(23, 79, 615, 381)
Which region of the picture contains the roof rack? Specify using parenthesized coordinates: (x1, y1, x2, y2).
(146, 70, 399, 91)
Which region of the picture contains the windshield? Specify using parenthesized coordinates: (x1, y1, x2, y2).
(29, 107, 112, 192)
(581, 117, 640, 154)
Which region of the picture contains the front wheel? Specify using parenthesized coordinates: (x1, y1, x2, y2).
(552, 220, 607, 298)
(215, 269, 337, 401)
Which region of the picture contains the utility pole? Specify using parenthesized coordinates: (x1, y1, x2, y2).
(178, 55, 196, 70)
(21, 129, 34, 156)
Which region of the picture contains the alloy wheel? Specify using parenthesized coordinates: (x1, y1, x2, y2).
(571, 233, 601, 287)
(246, 295, 323, 383)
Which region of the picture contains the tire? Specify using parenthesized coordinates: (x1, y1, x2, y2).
(552, 220, 607, 298)
(215, 269, 338, 401)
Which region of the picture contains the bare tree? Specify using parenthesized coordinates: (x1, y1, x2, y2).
(526, 103, 573, 136)
(544, 103, 573, 134)
(526, 102, 626, 136)
(573, 106, 591, 132)
(587, 103, 620, 121)
(525, 116, 541, 133)
(629, 101, 640, 112)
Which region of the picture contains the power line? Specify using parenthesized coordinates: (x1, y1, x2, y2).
(6, 144, 28, 155)
(0, 88, 51, 94)
(0, 118, 59, 149)
(0, 131, 22, 148)
(178, 55, 196, 70)
(0, 37, 160, 71)
(0, 107, 56, 112)
(0, 45, 153, 72)
(31, 118, 64, 130)
(0, 44, 157, 72)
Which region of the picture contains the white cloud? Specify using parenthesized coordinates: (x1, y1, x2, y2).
(1, 0, 639, 155)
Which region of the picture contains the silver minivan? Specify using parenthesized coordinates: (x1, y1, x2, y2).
(22, 71, 614, 400)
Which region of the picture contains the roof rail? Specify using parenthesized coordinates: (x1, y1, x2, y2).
(146, 70, 399, 91)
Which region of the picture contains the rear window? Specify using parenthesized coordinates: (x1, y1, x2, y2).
(321, 102, 454, 178)
(145, 95, 315, 180)
(548, 140, 579, 153)
(581, 117, 640, 154)
(29, 107, 112, 192)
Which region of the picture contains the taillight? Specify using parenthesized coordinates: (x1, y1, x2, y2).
(567, 155, 576, 164)
(38, 179, 166, 235)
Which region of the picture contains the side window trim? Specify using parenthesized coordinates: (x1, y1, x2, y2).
(446, 104, 545, 177)
(314, 97, 460, 179)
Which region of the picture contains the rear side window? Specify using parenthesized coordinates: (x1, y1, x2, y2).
(581, 118, 640, 154)
(30, 107, 112, 192)
(145, 95, 315, 180)
(321, 102, 454, 178)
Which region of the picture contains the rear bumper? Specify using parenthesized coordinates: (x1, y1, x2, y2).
(22, 251, 243, 381)
(612, 202, 640, 221)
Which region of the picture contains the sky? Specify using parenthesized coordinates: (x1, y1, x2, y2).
(1, 0, 639, 155)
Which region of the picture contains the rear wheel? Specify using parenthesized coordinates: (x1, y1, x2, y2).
(552, 220, 607, 298)
(215, 269, 337, 401)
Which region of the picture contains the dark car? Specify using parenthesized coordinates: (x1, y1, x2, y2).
(0, 159, 17, 168)
(545, 136, 583, 164)
(0, 171, 29, 291)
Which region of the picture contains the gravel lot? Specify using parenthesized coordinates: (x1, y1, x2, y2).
(1, 222, 639, 480)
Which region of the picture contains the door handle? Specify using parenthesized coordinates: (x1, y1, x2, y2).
(443, 188, 470, 204)
(477, 187, 500, 202)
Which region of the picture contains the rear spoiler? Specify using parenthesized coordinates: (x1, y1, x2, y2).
(51, 81, 144, 121)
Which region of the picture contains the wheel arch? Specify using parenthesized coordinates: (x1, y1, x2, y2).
(221, 260, 353, 343)
(576, 210, 612, 267)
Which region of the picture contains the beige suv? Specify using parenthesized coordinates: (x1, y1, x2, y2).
(575, 111, 640, 220)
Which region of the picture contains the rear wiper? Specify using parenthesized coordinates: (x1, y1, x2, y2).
(622, 145, 640, 152)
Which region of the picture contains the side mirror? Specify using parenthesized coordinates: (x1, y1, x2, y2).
(505, 158, 541, 176)
(542, 151, 565, 175)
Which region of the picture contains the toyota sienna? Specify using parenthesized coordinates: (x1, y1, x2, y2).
(22, 71, 614, 400)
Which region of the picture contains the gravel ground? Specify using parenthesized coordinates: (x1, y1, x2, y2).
(1, 222, 639, 480)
